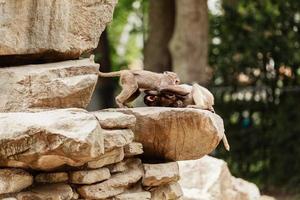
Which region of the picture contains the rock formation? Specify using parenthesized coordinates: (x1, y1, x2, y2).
(178, 156, 270, 200)
(0, 58, 99, 112)
(0, 0, 273, 199)
(115, 107, 225, 161)
(0, 0, 117, 66)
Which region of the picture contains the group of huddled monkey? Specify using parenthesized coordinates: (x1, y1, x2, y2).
(98, 69, 230, 151)
(98, 69, 214, 111)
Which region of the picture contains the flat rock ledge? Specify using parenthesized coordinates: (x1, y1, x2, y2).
(0, 108, 104, 170)
(113, 107, 225, 161)
(0, 58, 99, 112)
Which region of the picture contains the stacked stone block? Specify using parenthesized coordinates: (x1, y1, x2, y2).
(0, 0, 269, 199)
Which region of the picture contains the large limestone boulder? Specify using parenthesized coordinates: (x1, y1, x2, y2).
(178, 156, 261, 200)
(0, 0, 117, 65)
(0, 108, 104, 170)
(116, 108, 225, 161)
(0, 58, 99, 112)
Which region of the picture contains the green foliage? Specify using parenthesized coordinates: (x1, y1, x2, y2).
(107, 0, 146, 71)
(209, 0, 300, 192)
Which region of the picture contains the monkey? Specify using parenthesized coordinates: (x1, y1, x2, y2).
(144, 83, 215, 111)
(98, 70, 180, 108)
(144, 83, 230, 151)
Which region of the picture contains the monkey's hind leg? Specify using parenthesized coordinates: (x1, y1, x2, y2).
(115, 72, 138, 108)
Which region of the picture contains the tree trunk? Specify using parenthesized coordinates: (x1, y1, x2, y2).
(144, 0, 175, 72)
(89, 29, 115, 110)
(170, 0, 210, 85)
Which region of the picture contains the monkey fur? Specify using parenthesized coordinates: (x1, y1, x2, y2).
(98, 70, 180, 108)
(144, 83, 230, 151)
(144, 83, 214, 111)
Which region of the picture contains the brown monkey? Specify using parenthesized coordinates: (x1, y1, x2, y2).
(145, 83, 215, 111)
(144, 83, 230, 151)
(98, 70, 180, 108)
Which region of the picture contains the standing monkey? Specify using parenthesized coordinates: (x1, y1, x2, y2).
(98, 70, 180, 108)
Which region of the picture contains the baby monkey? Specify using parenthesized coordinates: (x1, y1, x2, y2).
(98, 70, 180, 108)
(144, 83, 215, 112)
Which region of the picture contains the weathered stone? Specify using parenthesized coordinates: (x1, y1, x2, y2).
(116, 107, 225, 160)
(88, 147, 124, 169)
(17, 183, 73, 200)
(260, 196, 276, 200)
(0, 169, 33, 195)
(103, 129, 134, 151)
(151, 182, 183, 200)
(70, 168, 111, 184)
(78, 159, 144, 199)
(0, 109, 104, 170)
(232, 177, 261, 200)
(0, 58, 99, 112)
(93, 111, 136, 129)
(35, 172, 68, 183)
(0, 0, 117, 65)
(142, 162, 179, 187)
(178, 156, 261, 200)
(114, 192, 151, 200)
(108, 160, 129, 174)
(72, 190, 80, 200)
(124, 142, 144, 157)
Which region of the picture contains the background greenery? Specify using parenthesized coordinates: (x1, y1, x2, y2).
(210, 0, 300, 194)
(94, 0, 300, 196)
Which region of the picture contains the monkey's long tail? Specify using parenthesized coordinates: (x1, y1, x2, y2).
(98, 71, 122, 77)
(222, 133, 230, 151)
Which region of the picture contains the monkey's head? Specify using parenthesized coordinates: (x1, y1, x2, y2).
(144, 95, 160, 106)
(163, 71, 180, 85)
(144, 92, 185, 107)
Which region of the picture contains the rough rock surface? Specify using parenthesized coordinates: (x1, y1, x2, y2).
(0, 108, 104, 170)
(116, 107, 225, 160)
(178, 156, 261, 200)
(78, 159, 144, 199)
(88, 147, 125, 169)
(70, 168, 111, 184)
(124, 142, 144, 157)
(108, 159, 130, 174)
(35, 172, 68, 183)
(16, 183, 73, 200)
(142, 162, 179, 187)
(0, 58, 99, 112)
(114, 191, 151, 200)
(0, 169, 33, 195)
(0, 0, 117, 65)
(93, 111, 136, 129)
(151, 182, 183, 200)
(103, 129, 134, 151)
